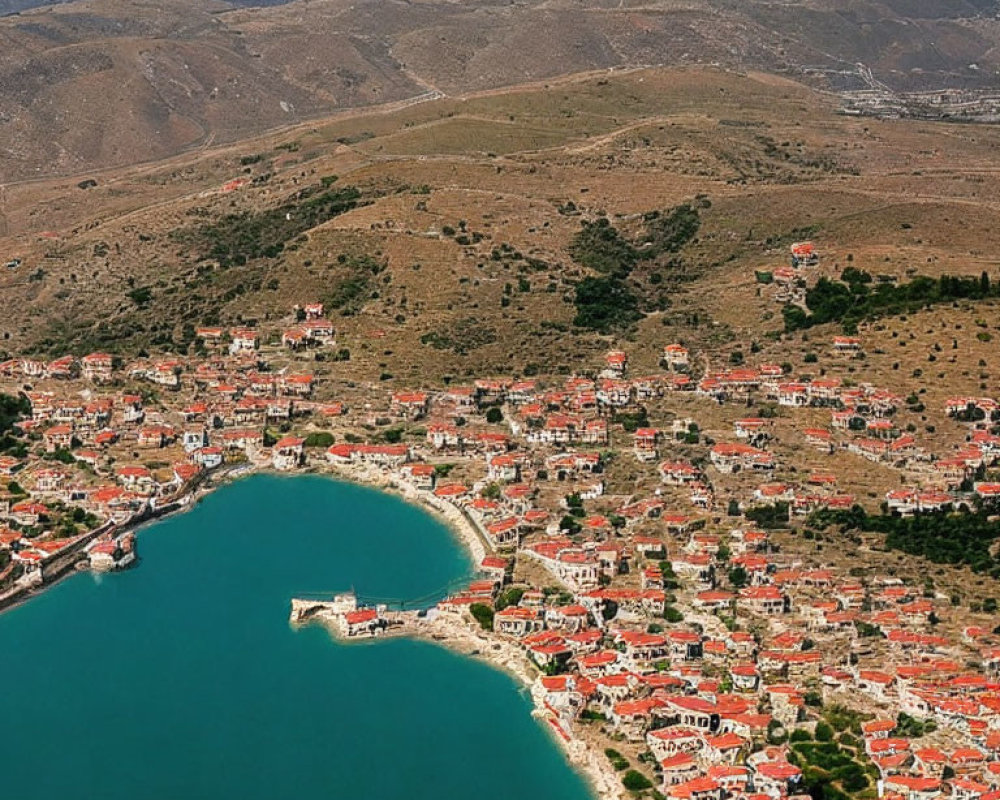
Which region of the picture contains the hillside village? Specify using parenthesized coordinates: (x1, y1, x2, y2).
(5, 239, 1000, 799)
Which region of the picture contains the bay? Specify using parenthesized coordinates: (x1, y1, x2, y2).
(0, 474, 592, 800)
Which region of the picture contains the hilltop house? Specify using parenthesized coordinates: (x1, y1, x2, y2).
(663, 344, 690, 370)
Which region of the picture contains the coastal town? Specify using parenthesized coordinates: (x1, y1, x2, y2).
(5, 244, 1000, 800)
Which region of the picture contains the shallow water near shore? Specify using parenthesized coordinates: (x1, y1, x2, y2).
(0, 474, 593, 800)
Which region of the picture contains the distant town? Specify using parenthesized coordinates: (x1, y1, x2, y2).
(3, 241, 1000, 800)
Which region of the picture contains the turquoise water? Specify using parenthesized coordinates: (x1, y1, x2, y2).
(0, 474, 592, 800)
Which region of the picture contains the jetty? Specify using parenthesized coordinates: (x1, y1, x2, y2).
(290, 591, 419, 639)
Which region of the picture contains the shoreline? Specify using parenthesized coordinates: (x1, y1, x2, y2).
(284, 465, 625, 800)
(4, 461, 623, 799)
(0, 460, 479, 615)
(321, 461, 489, 566)
(302, 604, 625, 800)
(0, 462, 251, 616)
(405, 617, 627, 800)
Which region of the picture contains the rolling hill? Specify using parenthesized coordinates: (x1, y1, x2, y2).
(1, 0, 999, 180)
(3, 66, 1000, 400)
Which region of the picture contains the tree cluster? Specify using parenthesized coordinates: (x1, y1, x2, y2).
(183, 184, 363, 268)
(570, 204, 701, 333)
(784, 271, 996, 334)
(813, 504, 1000, 574)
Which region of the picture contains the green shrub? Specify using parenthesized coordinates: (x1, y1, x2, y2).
(613, 410, 649, 433)
(728, 566, 748, 588)
(812, 505, 1000, 574)
(127, 287, 153, 306)
(838, 732, 858, 748)
(495, 588, 523, 611)
(323, 255, 385, 316)
(469, 603, 494, 630)
(303, 432, 334, 448)
(745, 503, 789, 529)
(570, 218, 638, 277)
(573, 276, 642, 333)
(622, 770, 652, 792)
(833, 763, 868, 792)
(179, 185, 362, 267)
(639, 204, 700, 256)
(605, 748, 630, 771)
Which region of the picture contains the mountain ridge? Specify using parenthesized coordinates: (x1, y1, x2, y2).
(1, 0, 998, 181)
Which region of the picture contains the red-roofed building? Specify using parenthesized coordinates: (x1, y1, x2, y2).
(754, 760, 802, 797)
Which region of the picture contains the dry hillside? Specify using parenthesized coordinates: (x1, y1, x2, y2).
(2, 66, 1000, 412)
(1, 0, 999, 179)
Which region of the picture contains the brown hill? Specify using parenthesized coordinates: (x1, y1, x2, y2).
(1, 0, 999, 180)
(0, 0, 425, 180)
(4, 65, 1000, 430)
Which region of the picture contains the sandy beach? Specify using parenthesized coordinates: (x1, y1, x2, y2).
(323, 461, 489, 565)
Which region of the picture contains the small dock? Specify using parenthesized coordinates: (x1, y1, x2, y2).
(290, 591, 431, 640)
(289, 591, 540, 691)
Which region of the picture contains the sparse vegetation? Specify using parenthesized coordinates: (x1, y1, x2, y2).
(322, 254, 386, 315)
(178, 185, 363, 267)
(420, 319, 498, 354)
